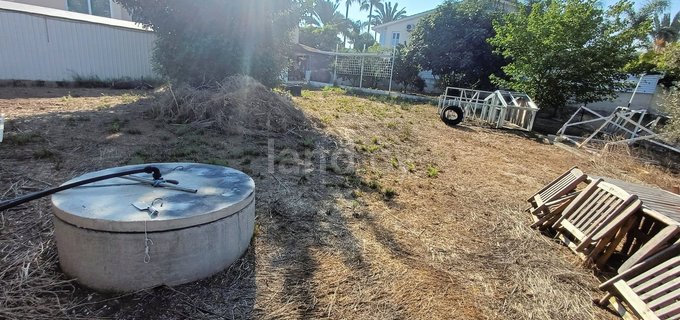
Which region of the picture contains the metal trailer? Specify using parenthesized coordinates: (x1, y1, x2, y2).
(438, 87, 540, 131)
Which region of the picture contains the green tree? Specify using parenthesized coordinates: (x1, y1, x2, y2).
(372, 2, 407, 26)
(652, 10, 680, 50)
(361, 0, 383, 35)
(300, 25, 343, 50)
(659, 43, 680, 141)
(305, 0, 345, 27)
(489, 0, 647, 114)
(342, 0, 363, 46)
(114, 0, 303, 87)
(407, 0, 506, 90)
(393, 44, 424, 91)
(300, 1, 348, 51)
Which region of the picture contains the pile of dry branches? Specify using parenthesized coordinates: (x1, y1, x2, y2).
(153, 75, 309, 134)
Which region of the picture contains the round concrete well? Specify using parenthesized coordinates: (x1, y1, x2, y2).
(51, 163, 255, 292)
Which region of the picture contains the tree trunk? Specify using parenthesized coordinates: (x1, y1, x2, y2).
(368, 3, 373, 35)
(344, 2, 349, 47)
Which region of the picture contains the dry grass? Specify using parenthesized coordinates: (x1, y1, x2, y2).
(0, 85, 679, 319)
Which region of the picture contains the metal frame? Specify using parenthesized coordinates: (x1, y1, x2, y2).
(556, 106, 680, 154)
(437, 87, 539, 131)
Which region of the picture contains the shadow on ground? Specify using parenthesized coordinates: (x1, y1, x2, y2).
(0, 87, 384, 319)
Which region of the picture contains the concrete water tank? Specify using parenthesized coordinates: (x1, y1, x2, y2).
(51, 163, 255, 292)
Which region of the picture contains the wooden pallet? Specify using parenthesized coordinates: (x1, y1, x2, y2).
(527, 166, 587, 230)
(552, 179, 642, 268)
(599, 241, 680, 320)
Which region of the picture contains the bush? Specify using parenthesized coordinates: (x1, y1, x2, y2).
(114, 0, 303, 87)
(661, 90, 680, 141)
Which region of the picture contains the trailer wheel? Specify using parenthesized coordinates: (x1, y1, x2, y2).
(440, 105, 464, 126)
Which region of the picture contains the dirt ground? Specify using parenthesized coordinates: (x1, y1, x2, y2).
(1, 86, 679, 320)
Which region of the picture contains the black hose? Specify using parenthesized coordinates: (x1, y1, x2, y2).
(0, 166, 162, 211)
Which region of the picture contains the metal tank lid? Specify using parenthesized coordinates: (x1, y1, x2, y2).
(51, 163, 255, 232)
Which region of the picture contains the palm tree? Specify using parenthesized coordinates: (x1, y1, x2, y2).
(623, 0, 668, 30)
(344, 19, 370, 48)
(652, 10, 680, 50)
(342, 0, 363, 47)
(360, 0, 382, 35)
(371, 2, 406, 26)
(305, 0, 345, 27)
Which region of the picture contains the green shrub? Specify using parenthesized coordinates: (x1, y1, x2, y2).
(115, 0, 303, 87)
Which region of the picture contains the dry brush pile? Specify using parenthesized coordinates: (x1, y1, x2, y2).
(152, 75, 309, 134)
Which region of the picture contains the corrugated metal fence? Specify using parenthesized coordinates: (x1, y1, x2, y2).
(0, 1, 156, 82)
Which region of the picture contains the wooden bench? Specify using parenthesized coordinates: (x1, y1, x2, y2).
(599, 240, 680, 320)
(527, 166, 587, 230)
(552, 179, 642, 268)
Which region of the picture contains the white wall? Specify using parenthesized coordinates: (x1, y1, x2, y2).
(5, 0, 131, 20)
(0, 1, 156, 82)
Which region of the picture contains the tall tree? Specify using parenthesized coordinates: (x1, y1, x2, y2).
(305, 0, 344, 27)
(489, 0, 648, 114)
(114, 0, 304, 87)
(652, 10, 680, 50)
(623, 0, 668, 30)
(407, 0, 506, 90)
(342, 0, 363, 46)
(361, 0, 382, 35)
(371, 2, 407, 26)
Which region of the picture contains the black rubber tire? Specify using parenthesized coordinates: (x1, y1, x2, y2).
(440, 105, 464, 126)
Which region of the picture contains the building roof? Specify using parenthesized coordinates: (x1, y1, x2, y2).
(373, 9, 436, 32)
(0, 0, 149, 31)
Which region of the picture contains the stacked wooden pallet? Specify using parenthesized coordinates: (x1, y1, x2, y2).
(527, 167, 680, 320)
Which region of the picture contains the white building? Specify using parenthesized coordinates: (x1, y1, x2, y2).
(373, 10, 435, 49)
(4, 0, 131, 20)
(0, 0, 155, 82)
(373, 1, 517, 49)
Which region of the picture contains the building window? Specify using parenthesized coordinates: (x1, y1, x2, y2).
(67, 0, 112, 18)
(391, 32, 400, 46)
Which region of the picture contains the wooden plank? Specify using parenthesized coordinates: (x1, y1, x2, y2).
(607, 296, 643, 320)
(620, 225, 680, 272)
(595, 217, 637, 268)
(654, 300, 680, 319)
(639, 277, 680, 301)
(643, 276, 680, 309)
(560, 220, 586, 241)
(613, 281, 661, 320)
(527, 166, 578, 202)
(628, 255, 680, 289)
(601, 241, 680, 289)
(552, 179, 603, 229)
(592, 199, 641, 241)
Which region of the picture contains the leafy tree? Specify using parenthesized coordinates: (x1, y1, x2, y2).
(114, 0, 303, 87)
(393, 44, 424, 91)
(300, 0, 348, 51)
(352, 32, 377, 51)
(372, 2, 407, 26)
(489, 0, 647, 114)
(299, 25, 343, 51)
(407, 0, 506, 90)
(659, 43, 680, 141)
